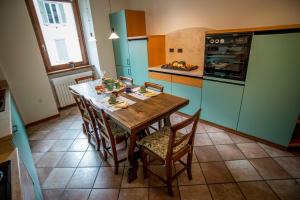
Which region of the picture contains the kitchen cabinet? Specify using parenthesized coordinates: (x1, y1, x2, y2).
(116, 66, 131, 78)
(237, 32, 300, 147)
(201, 79, 244, 130)
(128, 40, 149, 85)
(149, 78, 172, 94)
(172, 83, 202, 115)
(110, 10, 146, 77)
(11, 97, 43, 200)
(148, 72, 172, 94)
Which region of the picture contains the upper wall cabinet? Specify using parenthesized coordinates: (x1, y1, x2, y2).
(110, 10, 146, 68)
(237, 32, 300, 147)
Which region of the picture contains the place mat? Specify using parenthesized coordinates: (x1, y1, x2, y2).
(127, 87, 161, 100)
(93, 96, 136, 112)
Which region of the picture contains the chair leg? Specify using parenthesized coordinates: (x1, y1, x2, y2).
(187, 152, 193, 180)
(102, 139, 108, 161)
(82, 123, 87, 134)
(114, 162, 119, 175)
(140, 148, 148, 179)
(166, 162, 173, 196)
(124, 138, 128, 148)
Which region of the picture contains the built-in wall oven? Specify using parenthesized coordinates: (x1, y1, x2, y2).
(204, 33, 252, 81)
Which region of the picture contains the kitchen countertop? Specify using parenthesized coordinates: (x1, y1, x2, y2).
(148, 66, 203, 78)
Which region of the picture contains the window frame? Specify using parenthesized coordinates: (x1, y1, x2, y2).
(25, 0, 88, 73)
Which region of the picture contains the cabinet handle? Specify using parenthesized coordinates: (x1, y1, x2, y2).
(128, 68, 131, 75)
(127, 58, 130, 65)
(13, 125, 18, 133)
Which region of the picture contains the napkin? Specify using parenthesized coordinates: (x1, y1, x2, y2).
(114, 101, 129, 109)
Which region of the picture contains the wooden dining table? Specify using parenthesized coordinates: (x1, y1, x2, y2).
(69, 79, 189, 182)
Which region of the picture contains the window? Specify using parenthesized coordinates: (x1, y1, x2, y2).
(26, 0, 88, 72)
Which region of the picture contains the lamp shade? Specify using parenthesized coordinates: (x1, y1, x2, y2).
(108, 28, 119, 39)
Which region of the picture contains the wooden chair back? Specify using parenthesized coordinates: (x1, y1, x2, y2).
(75, 75, 95, 84)
(119, 76, 133, 84)
(70, 90, 88, 119)
(167, 109, 201, 160)
(89, 100, 116, 146)
(144, 82, 164, 92)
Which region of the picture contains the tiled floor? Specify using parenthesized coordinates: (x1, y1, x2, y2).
(27, 106, 300, 200)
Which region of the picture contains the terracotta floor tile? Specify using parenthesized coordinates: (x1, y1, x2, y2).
(43, 168, 76, 189)
(60, 130, 81, 140)
(237, 143, 269, 158)
(274, 157, 300, 178)
(118, 188, 148, 200)
(177, 151, 198, 164)
(44, 130, 67, 140)
(67, 167, 99, 189)
(49, 140, 74, 152)
(200, 162, 234, 184)
(203, 124, 224, 133)
(176, 163, 206, 185)
(37, 167, 53, 185)
(93, 167, 124, 188)
(149, 165, 177, 187)
(267, 179, 300, 200)
(149, 187, 180, 200)
(36, 152, 64, 167)
(196, 123, 207, 134)
(228, 133, 254, 144)
(42, 189, 64, 200)
(209, 183, 245, 200)
(79, 151, 102, 167)
(29, 130, 49, 140)
(238, 181, 278, 200)
(179, 185, 212, 200)
(52, 121, 73, 130)
(60, 189, 91, 200)
(249, 158, 291, 179)
(56, 152, 85, 167)
(225, 160, 262, 181)
(88, 189, 119, 200)
(77, 132, 88, 139)
(32, 152, 45, 164)
(121, 167, 148, 188)
(194, 146, 222, 162)
(208, 132, 234, 145)
(216, 144, 245, 160)
(258, 143, 294, 157)
(194, 133, 213, 146)
(68, 139, 89, 151)
(69, 120, 83, 130)
(30, 140, 56, 153)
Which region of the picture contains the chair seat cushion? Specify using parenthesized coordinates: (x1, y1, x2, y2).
(107, 120, 129, 138)
(138, 126, 186, 159)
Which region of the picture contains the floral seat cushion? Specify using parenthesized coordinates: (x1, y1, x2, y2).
(138, 126, 187, 159)
(100, 120, 129, 138)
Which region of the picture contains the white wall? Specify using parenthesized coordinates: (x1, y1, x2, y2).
(126, 0, 300, 35)
(89, 0, 127, 79)
(0, 0, 59, 124)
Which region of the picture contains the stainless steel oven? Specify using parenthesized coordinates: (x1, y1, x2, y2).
(204, 33, 252, 81)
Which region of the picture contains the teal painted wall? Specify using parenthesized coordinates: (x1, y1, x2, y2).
(201, 80, 244, 130)
(11, 97, 43, 200)
(237, 33, 300, 147)
(128, 40, 149, 85)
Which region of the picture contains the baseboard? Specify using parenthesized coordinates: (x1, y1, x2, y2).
(25, 114, 60, 128)
(175, 111, 287, 150)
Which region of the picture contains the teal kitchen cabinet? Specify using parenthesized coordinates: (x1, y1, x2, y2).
(110, 10, 130, 67)
(11, 96, 43, 199)
(128, 40, 149, 85)
(172, 83, 202, 115)
(148, 78, 172, 94)
(116, 65, 131, 78)
(201, 79, 244, 130)
(237, 33, 300, 147)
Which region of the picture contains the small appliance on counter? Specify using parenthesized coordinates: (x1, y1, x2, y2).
(161, 61, 198, 71)
(204, 33, 252, 81)
(0, 161, 11, 200)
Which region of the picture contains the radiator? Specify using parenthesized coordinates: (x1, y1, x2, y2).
(51, 71, 93, 108)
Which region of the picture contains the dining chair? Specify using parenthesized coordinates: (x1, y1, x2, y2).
(75, 75, 95, 84)
(139, 109, 201, 196)
(144, 82, 165, 133)
(119, 76, 133, 85)
(89, 99, 129, 174)
(70, 90, 100, 149)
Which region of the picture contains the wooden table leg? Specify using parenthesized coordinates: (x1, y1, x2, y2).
(164, 115, 171, 126)
(127, 133, 138, 183)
